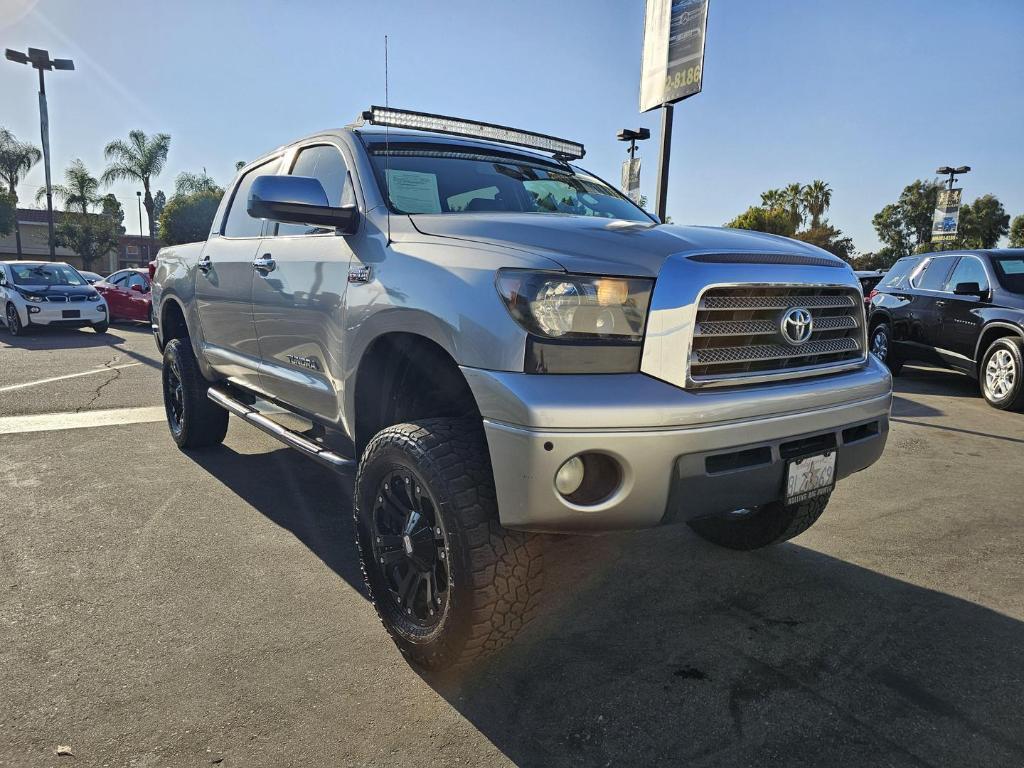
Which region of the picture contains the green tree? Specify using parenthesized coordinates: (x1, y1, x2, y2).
(101, 130, 171, 238)
(801, 180, 832, 229)
(872, 202, 914, 259)
(0, 128, 42, 258)
(899, 179, 943, 246)
(0, 190, 15, 237)
(792, 224, 855, 262)
(174, 171, 222, 197)
(725, 205, 797, 237)
(158, 190, 222, 246)
(782, 182, 805, 231)
(958, 194, 1009, 248)
(152, 190, 166, 237)
(1009, 214, 1024, 248)
(759, 188, 785, 209)
(100, 193, 126, 234)
(38, 159, 101, 214)
(55, 211, 121, 272)
(234, 160, 246, 172)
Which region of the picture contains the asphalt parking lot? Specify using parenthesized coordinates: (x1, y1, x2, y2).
(1, 324, 1023, 768)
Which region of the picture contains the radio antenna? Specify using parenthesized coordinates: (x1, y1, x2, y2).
(384, 34, 391, 243)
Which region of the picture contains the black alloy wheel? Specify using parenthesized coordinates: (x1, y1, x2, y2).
(6, 304, 23, 336)
(163, 355, 185, 437)
(371, 467, 450, 629)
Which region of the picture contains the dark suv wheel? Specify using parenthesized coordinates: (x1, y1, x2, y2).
(980, 336, 1024, 411)
(354, 418, 543, 670)
(162, 338, 229, 448)
(870, 321, 902, 375)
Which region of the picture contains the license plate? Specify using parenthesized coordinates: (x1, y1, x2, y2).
(785, 450, 836, 505)
(62, 310, 80, 319)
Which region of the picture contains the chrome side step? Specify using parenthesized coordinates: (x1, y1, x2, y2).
(207, 386, 355, 472)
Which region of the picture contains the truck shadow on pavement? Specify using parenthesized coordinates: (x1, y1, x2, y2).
(186, 442, 1024, 768)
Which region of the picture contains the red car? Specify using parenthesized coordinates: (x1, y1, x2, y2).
(94, 268, 153, 322)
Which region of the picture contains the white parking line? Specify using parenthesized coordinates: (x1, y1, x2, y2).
(0, 363, 142, 393)
(0, 406, 166, 435)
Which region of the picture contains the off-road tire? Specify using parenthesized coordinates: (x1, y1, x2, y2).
(5, 303, 24, 336)
(354, 418, 544, 671)
(162, 338, 229, 449)
(870, 321, 902, 375)
(688, 493, 832, 551)
(979, 336, 1024, 412)
(92, 321, 109, 334)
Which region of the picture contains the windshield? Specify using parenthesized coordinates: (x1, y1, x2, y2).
(366, 142, 652, 222)
(10, 263, 87, 287)
(991, 254, 1024, 294)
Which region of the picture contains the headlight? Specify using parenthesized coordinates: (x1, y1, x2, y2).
(496, 270, 654, 373)
(87, 293, 101, 301)
(24, 294, 44, 303)
(496, 270, 652, 341)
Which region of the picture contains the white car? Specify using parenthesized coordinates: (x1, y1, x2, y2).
(0, 261, 109, 336)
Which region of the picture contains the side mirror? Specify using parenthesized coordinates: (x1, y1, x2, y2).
(953, 281, 985, 297)
(131, 283, 145, 293)
(247, 175, 358, 234)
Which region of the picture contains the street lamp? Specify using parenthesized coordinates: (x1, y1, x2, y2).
(5, 47, 74, 261)
(936, 165, 971, 191)
(136, 191, 144, 264)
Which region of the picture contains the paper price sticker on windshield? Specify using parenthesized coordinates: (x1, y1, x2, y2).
(385, 169, 441, 214)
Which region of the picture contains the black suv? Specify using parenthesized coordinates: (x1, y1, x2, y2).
(867, 249, 1024, 411)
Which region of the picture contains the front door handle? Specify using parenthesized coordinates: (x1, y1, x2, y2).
(197, 256, 212, 274)
(935, 300, 946, 308)
(252, 255, 276, 274)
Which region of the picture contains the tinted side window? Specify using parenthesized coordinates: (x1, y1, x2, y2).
(109, 272, 129, 286)
(223, 159, 280, 238)
(946, 257, 989, 291)
(126, 273, 148, 291)
(915, 256, 957, 291)
(276, 145, 350, 236)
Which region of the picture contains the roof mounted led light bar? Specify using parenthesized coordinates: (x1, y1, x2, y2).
(361, 106, 585, 160)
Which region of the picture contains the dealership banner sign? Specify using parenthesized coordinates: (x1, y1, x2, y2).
(640, 0, 709, 112)
(621, 157, 642, 203)
(931, 188, 963, 242)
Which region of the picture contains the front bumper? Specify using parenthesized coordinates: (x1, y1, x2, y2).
(464, 356, 892, 532)
(24, 301, 107, 327)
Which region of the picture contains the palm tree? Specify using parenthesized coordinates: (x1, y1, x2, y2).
(760, 188, 785, 210)
(37, 159, 102, 214)
(174, 170, 222, 197)
(782, 182, 805, 230)
(0, 128, 43, 258)
(101, 130, 170, 238)
(801, 180, 832, 230)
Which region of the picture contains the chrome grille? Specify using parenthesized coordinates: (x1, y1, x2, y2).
(689, 285, 865, 385)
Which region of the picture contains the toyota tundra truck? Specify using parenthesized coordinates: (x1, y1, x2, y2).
(152, 107, 892, 669)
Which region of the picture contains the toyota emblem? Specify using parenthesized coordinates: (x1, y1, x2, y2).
(780, 307, 814, 345)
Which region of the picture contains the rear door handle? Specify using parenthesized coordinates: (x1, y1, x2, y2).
(935, 300, 946, 307)
(252, 255, 276, 274)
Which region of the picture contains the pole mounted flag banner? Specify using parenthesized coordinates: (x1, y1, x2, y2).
(931, 188, 963, 242)
(640, 0, 710, 112)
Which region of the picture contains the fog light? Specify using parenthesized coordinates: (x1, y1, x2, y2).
(554, 456, 585, 496)
(28, 306, 41, 314)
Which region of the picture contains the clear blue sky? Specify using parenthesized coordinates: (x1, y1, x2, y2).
(2, 0, 1022, 251)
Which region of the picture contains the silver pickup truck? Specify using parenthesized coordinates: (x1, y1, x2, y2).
(153, 107, 891, 669)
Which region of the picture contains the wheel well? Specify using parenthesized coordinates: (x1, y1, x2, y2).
(160, 299, 189, 349)
(976, 325, 1023, 369)
(867, 312, 888, 333)
(353, 333, 480, 457)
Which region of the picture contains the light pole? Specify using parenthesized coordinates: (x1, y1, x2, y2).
(5, 47, 74, 261)
(136, 191, 144, 264)
(936, 165, 970, 191)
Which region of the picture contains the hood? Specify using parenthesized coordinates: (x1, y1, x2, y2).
(410, 213, 841, 277)
(16, 284, 99, 298)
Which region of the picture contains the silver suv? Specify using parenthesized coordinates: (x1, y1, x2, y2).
(152, 107, 892, 669)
